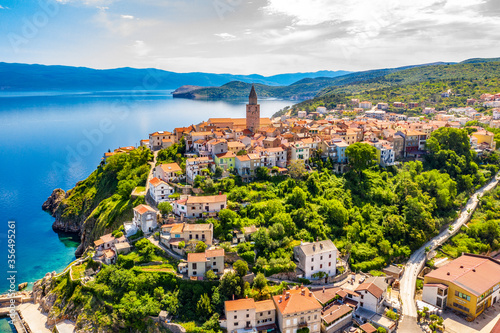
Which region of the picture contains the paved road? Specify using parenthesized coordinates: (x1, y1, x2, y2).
(399, 173, 499, 331)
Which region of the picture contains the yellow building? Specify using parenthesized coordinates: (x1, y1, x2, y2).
(471, 129, 496, 150)
(422, 254, 500, 319)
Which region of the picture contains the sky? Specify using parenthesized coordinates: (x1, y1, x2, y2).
(0, 0, 499, 75)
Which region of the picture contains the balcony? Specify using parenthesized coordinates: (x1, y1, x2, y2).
(298, 321, 308, 328)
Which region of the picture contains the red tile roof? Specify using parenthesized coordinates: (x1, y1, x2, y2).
(225, 298, 256, 312)
(272, 287, 322, 315)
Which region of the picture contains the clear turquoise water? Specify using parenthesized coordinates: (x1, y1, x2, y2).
(0, 318, 15, 333)
(0, 90, 296, 293)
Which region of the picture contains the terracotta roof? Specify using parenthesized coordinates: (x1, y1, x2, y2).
(272, 287, 322, 315)
(170, 224, 184, 234)
(360, 322, 377, 333)
(205, 248, 224, 258)
(149, 177, 166, 187)
(100, 233, 115, 244)
(133, 204, 155, 215)
(215, 151, 236, 158)
(313, 287, 341, 305)
(103, 249, 116, 259)
(424, 253, 500, 296)
(243, 225, 258, 234)
(321, 303, 353, 324)
(187, 252, 207, 262)
(356, 282, 384, 299)
(150, 131, 172, 136)
(186, 195, 226, 204)
(255, 299, 275, 312)
(236, 155, 250, 162)
(225, 298, 256, 312)
(158, 163, 182, 173)
(491, 317, 500, 333)
(184, 223, 213, 232)
(94, 239, 104, 247)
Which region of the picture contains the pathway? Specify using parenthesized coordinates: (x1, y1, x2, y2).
(399, 172, 499, 332)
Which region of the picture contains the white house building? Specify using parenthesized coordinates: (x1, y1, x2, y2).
(149, 177, 175, 204)
(293, 240, 338, 280)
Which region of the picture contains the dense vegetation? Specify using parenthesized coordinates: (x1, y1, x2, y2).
(438, 186, 500, 259)
(53, 147, 152, 244)
(192, 128, 499, 274)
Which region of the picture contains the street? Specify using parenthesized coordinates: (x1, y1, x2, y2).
(398, 173, 499, 332)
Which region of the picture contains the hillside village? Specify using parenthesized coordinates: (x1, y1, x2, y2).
(84, 87, 500, 333)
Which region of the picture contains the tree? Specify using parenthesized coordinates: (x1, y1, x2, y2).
(219, 271, 242, 299)
(196, 293, 213, 319)
(158, 202, 173, 216)
(253, 272, 267, 290)
(289, 160, 307, 179)
(255, 166, 270, 181)
(195, 241, 207, 253)
(117, 179, 136, 198)
(376, 327, 387, 333)
(214, 166, 224, 178)
(233, 260, 249, 277)
(345, 142, 377, 174)
(205, 270, 217, 280)
(178, 241, 185, 249)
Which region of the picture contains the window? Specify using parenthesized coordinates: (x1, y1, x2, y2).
(320, 264, 323, 269)
(234, 315, 237, 319)
(329, 262, 331, 267)
(320, 256, 323, 260)
(361, 295, 364, 300)
(311, 266, 314, 271)
(192, 263, 197, 269)
(311, 258, 314, 262)
(268, 311, 271, 315)
(329, 254, 332, 258)
(260, 313, 263, 317)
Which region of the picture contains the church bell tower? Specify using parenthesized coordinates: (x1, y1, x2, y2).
(246, 85, 260, 133)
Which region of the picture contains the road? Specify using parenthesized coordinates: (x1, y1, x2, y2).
(399, 173, 499, 331)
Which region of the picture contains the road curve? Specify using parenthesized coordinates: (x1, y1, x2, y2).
(399, 172, 499, 328)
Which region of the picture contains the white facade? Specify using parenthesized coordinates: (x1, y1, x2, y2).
(291, 141, 311, 162)
(422, 284, 448, 309)
(149, 178, 175, 204)
(294, 240, 337, 279)
(298, 111, 307, 118)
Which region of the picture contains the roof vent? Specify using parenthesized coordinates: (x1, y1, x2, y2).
(279, 296, 282, 303)
(447, 272, 450, 275)
(460, 265, 463, 268)
(472, 269, 476, 272)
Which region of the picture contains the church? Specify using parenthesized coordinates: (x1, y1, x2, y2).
(206, 85, 271, 133)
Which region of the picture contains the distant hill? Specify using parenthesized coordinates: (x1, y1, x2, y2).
(0, 62, 351, 91)
(172, 62, 454, 100)
(279, 60, 500, 116)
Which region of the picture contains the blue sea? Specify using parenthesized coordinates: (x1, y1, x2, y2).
(0, 90, 296, 294)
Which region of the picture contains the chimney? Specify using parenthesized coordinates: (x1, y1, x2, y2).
(232, 294, 235, 300)
(279, 296, 282, 303)
(246, 295, 248, 298)
(301, 289, 305, 296)
(309, 292, 313, 297)
(285, 292, 290, 300)
(283, 289, 286, 296)
(323, 287, 325, 293)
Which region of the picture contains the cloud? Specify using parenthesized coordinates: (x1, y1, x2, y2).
(214, 33, 237, 41)
(132, 40, 151, 57)
(121, 14, 134, 19)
